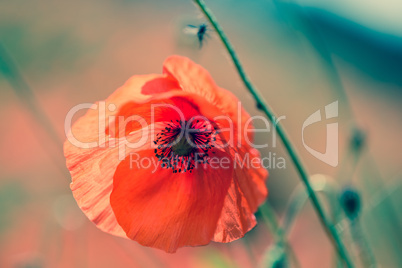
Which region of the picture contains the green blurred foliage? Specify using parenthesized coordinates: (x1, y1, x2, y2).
(0, 22, 95, 85)
(0, 180, 28, 235)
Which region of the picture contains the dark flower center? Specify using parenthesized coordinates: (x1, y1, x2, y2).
(154, 119, 217, 173)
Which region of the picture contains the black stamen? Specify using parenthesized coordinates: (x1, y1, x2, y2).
(153, 119, 217, 173)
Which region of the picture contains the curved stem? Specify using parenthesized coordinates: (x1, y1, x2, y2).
(192, 0, 353, 267)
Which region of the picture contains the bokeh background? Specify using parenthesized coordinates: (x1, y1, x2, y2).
(1, 0, 401, 267)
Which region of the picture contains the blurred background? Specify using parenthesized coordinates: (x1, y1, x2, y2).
(1, 0, 401, 267)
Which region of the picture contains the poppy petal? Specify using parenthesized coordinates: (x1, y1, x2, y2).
(212, 178, 257, 243)
(233, 147, 268, 212)
(163, 55, 221, 105)
(65, 74, 179, 237)
(66, 90, 225, 238)
(163, 56, 268, 213)
(213, 147, 268, 242)
(113, 73, 179, 102)
(65, 129, 149, 238)
(106, 90, 231, 139)
(163, 56, 257, 145)
(214, 86, 268, 213)
(110, 149, 233, 253)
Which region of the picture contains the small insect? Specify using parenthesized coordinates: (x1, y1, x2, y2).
(184, 23, 210, 48)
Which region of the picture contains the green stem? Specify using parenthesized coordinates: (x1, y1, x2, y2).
(192, 1, 353, 267)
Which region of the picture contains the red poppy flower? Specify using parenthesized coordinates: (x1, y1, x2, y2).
(64, 55, 268, 253)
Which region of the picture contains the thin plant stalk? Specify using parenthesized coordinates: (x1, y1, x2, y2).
(192, 1, 354, 266)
